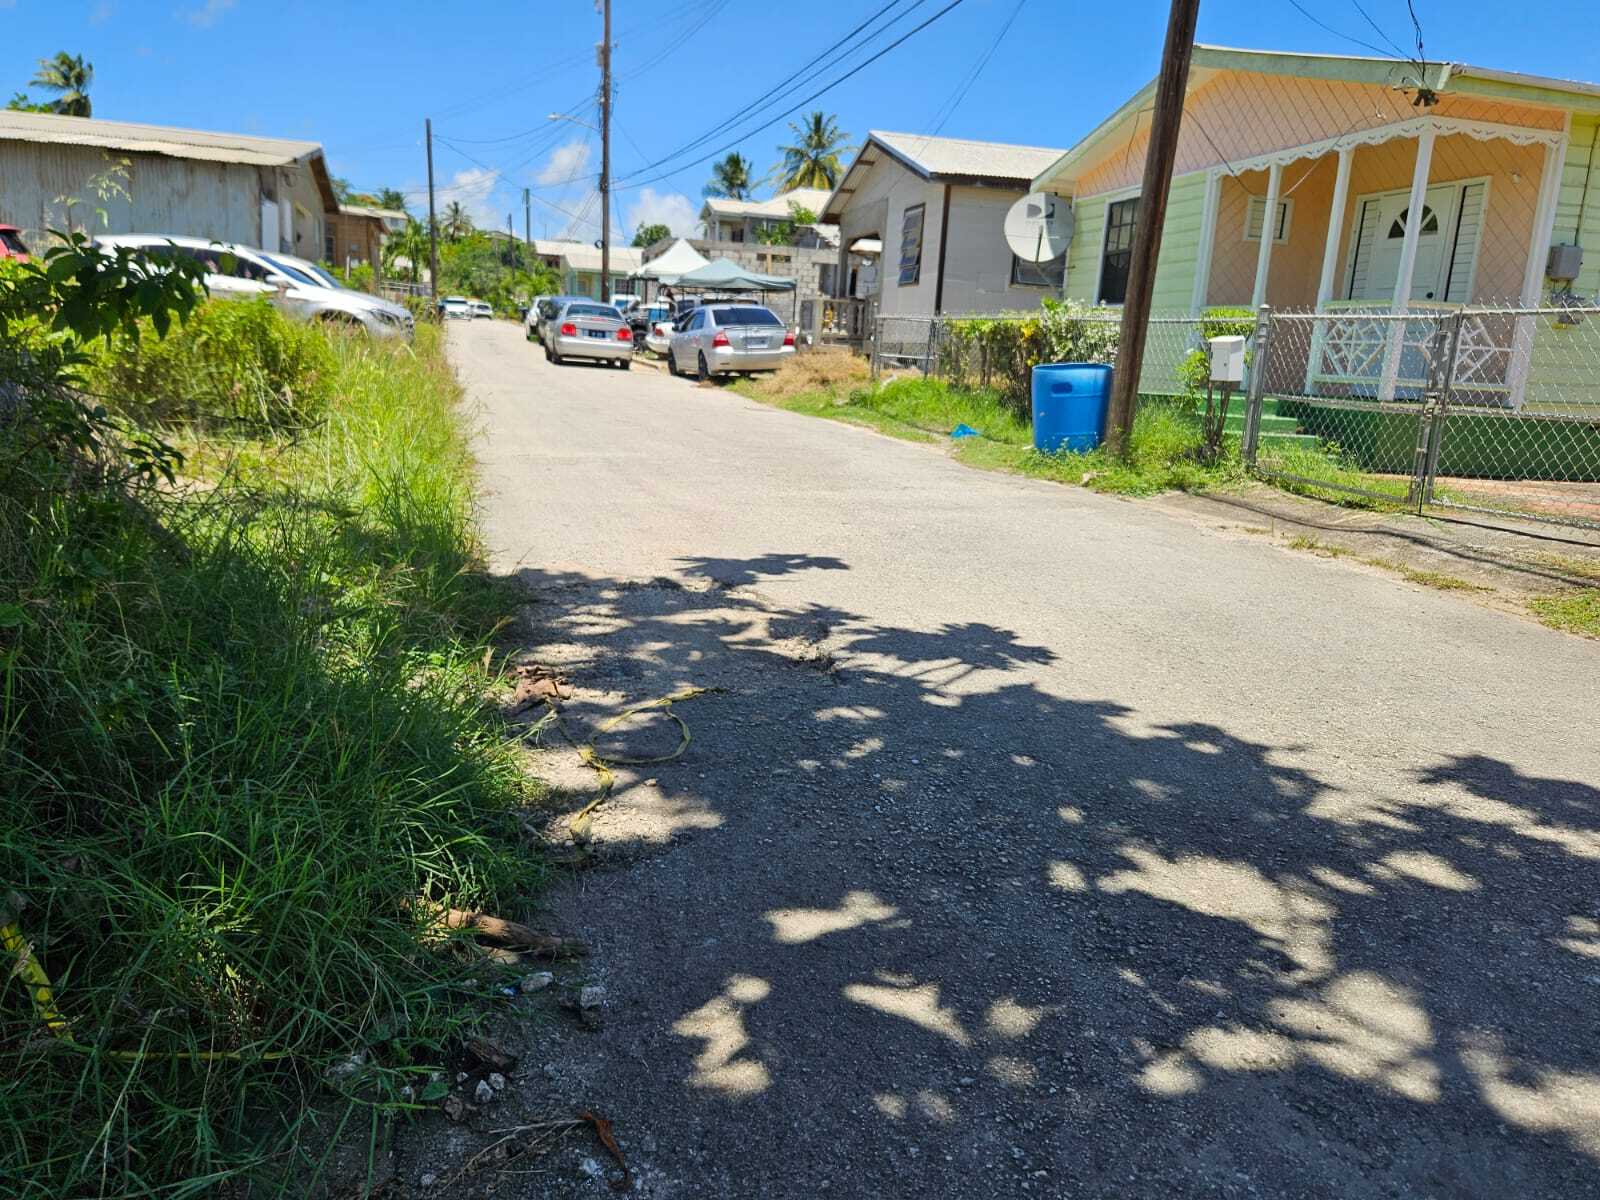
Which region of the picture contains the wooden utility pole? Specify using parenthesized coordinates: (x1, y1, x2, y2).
(599, 0, 612, 301)
(523, 187, 532, 276)
(1104, 0, 1201, 456)
(425, 117, 440, 308)
(507, 213, 515, 293)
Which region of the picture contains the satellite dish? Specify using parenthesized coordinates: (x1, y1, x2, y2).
(1004, 191, 1073, 263)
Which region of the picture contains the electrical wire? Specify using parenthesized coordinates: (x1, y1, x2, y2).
(616, 0, 968, 194)
(1282, 0, 1395, 59)
(921, 0, 1026, 138)
(616, 0, 927, 182)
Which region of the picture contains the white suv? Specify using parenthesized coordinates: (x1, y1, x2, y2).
(96, 235, 411, 339)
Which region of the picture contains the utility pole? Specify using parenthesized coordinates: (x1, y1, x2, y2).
(425, 117, 440, 310)
(598, 0, 612, 302)
(523, 187, 532, 277)
(1104, 0, 1201, 456)
(506, 212, 515, 293)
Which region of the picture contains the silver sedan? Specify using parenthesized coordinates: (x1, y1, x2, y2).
(668, 304, 794, 380)
(541, 300, 634, 369)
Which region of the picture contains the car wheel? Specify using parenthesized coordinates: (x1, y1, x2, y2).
(666, 348, 678, 376)
(697, 352, 710, 383)
(550, 344, 562, 365)
(619, 357, 631, 371)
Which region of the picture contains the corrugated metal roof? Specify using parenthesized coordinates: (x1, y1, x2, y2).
(0, 109, 323, 168)
(560, 244, 644, 272)
(340, 204, 408, 221)
(868, 131, 1066, 182)
(702, 187, 835, 220)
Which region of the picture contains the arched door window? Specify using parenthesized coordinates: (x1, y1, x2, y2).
(1387, 205, 1440, 238)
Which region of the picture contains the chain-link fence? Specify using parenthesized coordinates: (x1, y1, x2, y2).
(1248, 304, 1600, 530)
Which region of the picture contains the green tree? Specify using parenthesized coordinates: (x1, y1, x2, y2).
(705, 152, 753, 201)
(6, 91, 52, 113)
(631, 222, 671, 248)
(772, 111, 848, 191)
(330, 176, 353, 203)
(376, 188, 408, 211)
(383, 217, 432, 283)
(753, 203, 818, 247)
(29, 51, 93, 117)
(442, 201, 473, 242)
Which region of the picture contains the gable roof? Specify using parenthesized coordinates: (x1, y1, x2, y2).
(821, 131, 1067, 222)
(701, 187, 834, 222)
(339, 204, 407, 222)
(558, 244, 644, 273)
(1032, 43, 1600, 193)
(0, 109, 338, 210)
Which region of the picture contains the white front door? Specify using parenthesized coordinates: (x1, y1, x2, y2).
(1348, 184, 1460, 303)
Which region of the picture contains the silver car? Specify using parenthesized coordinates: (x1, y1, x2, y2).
(541, 299, 634, 369)
(668, 304, 794, 380)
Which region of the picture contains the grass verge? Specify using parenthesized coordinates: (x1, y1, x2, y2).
(735, 364, 1243, 497)
(1528, 590, 1600, 636)
(2, 321, 537, 1196)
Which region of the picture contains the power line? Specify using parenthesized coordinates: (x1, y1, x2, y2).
(617, 0, 927, 182)
(616, 0, 968, 194)
(1348, 0, 1411, 59)
(922, 0, 1026, 138)
(1281, 0, 1395, 59)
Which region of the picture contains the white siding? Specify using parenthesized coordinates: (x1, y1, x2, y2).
(1444, 181, 1485, 302)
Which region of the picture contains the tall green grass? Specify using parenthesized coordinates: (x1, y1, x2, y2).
(1, 322, 537, 1196)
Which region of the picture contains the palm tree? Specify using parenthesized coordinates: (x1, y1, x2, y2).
(384, 217, 431, 283)
(771, 112, 849, 192)
(30, 52, 93, 117)
(705, 152, 753, 201)
(442, 201, 473, 241)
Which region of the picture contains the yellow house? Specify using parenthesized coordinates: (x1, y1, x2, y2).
(1034, 45, 1600, 409)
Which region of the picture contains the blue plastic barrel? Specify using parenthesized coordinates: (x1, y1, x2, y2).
(1031, 363, 1113, 453)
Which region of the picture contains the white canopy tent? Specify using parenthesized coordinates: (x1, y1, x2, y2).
(629, 239, 710, 296)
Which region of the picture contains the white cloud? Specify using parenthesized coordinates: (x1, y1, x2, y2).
(183, 0, 236, 28)
(437, 167, 504, 229)
(91, 1, 116, 24)
(623, 188, 699, 240)
(536, 140, 591, 187)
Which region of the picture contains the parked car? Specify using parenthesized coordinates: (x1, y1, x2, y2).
(628, 301, 674, 343)
(469, 299, 493, 319)
(608, 293, 641, 312)
(541, 299, 633, 369)
(668, 303, 793, 379)
(262, 251, 414, 338)
(526, 294, 580, 340)
(97, 234, 410, 338)
(0, 224, 29, 262)
(440, 296, 471, 319)
(643, 315, 676, 356)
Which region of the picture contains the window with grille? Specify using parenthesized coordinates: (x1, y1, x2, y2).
(1011, 253, 1065, 289)
(1098, 197, 1138, 304)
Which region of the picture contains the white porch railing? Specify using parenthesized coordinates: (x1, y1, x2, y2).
(1301, 301, 1516, 404)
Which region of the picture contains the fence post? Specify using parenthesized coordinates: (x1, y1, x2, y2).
(1241, 305, 1272, 468)
(1416, 309, 1464, 512)
(869, 315, 881, 379)
(923, 317, 938, 378)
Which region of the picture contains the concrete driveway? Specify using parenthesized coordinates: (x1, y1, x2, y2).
(449, 320, 1600, 1199)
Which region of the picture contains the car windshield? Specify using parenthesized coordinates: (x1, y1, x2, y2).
(565, 304, 618, 320)
(712, 307, 782, 326)
(262, 254, 323, 287)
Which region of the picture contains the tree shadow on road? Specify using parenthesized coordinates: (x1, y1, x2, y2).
(502, 553, 1600, 1198)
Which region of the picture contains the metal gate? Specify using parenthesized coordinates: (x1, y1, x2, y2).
(1246, 305, 1600, 531)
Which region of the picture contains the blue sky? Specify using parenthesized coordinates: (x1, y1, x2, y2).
(4, 0, 1598, 242)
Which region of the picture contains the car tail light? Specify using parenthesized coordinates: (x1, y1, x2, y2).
(559, 322, 576, 336)
(712, 331, 730, 348)
(616, 326, 632, 340)
(782, 331, 795, 346)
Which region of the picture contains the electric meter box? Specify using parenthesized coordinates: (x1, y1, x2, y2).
(1547, 242, 1584, 284)
(1208, 335, 1246, 384)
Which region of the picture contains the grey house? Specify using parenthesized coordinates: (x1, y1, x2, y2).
(819, 131, 1068, 316)
(0, 109, 337, 258)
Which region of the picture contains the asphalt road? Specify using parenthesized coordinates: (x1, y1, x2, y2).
(449, 319, 1600, 1199)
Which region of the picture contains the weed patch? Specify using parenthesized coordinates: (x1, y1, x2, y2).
(1529, 589, 1600, 636)
(2, 315, 536, 1195)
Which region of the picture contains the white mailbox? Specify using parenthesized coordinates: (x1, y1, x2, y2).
(1208, 335, 1246, 385)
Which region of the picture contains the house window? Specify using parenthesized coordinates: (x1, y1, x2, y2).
(1098, 196, 1138, 304)
(729, 226, 744, 243)
(898, 202, 925, 287)
(1011, 253, 1065, 289)
(819, 262, 838, 295)
(1244, 196, 1293, 243)
(1387, 205, 1439, 238)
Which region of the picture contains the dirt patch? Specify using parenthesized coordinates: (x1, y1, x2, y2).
(1158, 482, 1600, 624)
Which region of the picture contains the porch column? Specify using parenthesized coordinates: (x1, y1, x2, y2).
(1305, 146, 1354, 391)
(276, 170, 292, 254)
(1189, 169, 1222, 314)
(1378, 128, 1435, 400)
(1508, 126, 1570, 409)
(1250, 162, 1282, 310)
